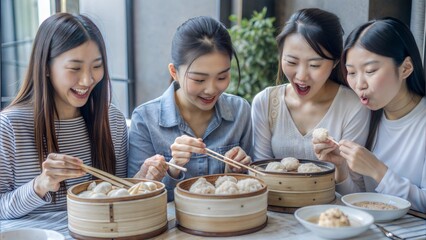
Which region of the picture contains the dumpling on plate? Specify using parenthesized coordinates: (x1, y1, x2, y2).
(318, 208, 350, 227)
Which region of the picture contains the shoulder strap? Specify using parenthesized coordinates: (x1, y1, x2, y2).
(268, 86, 281, 133)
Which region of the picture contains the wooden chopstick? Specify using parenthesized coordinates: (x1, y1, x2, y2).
(328, 137, 340, 146)
(205, 152, 242, 170)
(165, 159, 187, 172)
(81, 164, 134, 188)
(205, 148, 266, 176)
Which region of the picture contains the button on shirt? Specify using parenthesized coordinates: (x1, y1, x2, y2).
(127, 81, 252, 201)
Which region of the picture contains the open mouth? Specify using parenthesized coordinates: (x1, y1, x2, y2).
(199, 96, 216, 104)
(295, 83, 310, 96)
(360, 95, 369, 105)
(71, 88, 89, 97)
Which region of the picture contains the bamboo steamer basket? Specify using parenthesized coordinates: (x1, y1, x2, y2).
(249, 159, 335, 212)
(174, 173, 268, 237)
(67, 178, 168, 240)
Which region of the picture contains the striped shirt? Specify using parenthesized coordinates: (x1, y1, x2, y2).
(0, 104, 128, 220)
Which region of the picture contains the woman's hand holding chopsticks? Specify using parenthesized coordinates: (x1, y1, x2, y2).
(33, 153, 85, 198)
(169, 135, 205, 178)
(135, 154, 168, 181)
(224, 147, 252, 173)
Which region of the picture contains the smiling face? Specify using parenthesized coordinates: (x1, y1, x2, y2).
(281, 33, 335, 100)
(172, 51, 231, 112)
(49, 40, 104, 119)
(345, 45, 404, 111)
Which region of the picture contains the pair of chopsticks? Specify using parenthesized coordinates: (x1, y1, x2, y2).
(80, 164, 134, 189)
(205, 148, 266, 176)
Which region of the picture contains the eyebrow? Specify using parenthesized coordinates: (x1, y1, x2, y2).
(68, 57, 103, 63)
(188, 67, 231, 76)
(285, 54, 324, 61)
(345, 60, 379, 67)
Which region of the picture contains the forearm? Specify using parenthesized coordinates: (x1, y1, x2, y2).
(0, 179, 50, 219)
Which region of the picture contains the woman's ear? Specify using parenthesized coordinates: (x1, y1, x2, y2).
(400, 56, 414, 80)
(168, 63, 178, 81)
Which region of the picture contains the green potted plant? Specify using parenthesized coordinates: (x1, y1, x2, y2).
(228, 7, 278, 102)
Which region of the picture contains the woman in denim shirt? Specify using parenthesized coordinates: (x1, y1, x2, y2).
(128, 16, 252, 201)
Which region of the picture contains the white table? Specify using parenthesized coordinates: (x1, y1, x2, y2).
(1, 203, 425, 240)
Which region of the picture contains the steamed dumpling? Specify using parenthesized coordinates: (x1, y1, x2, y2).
(92, 182, 113, 194)
(280, 157, 300, 171)
(215, 181, 239, 195)
(108, 188, 130, 197)
(90, 192, 107, 198)
(189, 177, 215, 194)
(318, 208, 350, 227)
(78, 190, 94, 198)
(265, 161, 286, 172)
(297, 163, 323, 173)
(215, 175, 238, 187)
(312, 128, 329, 142)
(128, 181, 157, 195)
(87, 181, 97, 191)
(237, 178, 263, 193)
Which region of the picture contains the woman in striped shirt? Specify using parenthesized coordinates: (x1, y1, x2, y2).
(0, 13, 128, 220)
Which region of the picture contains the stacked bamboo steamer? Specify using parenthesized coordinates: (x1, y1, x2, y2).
(250, 159, 335, 212)
(174, 173, 268, 237)
(67, 178, 167, 239)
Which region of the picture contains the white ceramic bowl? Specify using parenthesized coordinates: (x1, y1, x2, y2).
(0, 228, 65, 240)
(294, 204, 373, 239)
(341, 192, 411, 222)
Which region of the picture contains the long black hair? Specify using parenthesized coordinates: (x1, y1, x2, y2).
(341, 17, 426, 150)
(7, 13, 116, 201)
(276, 8, 345, 85)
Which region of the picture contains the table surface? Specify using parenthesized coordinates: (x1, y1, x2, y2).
(1, 202, 425, 240)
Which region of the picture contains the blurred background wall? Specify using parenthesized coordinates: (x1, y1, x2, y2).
(1, 0, 424, 118)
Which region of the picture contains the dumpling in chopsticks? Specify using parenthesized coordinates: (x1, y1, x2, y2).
(312, 128, 329, 142)
(215, 175, 237, 187)
(215, 181, 239, 195)
(265, 161, 286, 172)
(237, 178, 262, 193)
(92, 182, 112, 194)
(189, 177, 215, 194)
(280, 157, 300, 171)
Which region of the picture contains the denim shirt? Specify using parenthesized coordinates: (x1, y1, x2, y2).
(127, 81, 252, 201)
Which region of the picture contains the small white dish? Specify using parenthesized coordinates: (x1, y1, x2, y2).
(294, 204, 373, 239)
(0, 228, 65, 240)
(341, 193, 411, 222)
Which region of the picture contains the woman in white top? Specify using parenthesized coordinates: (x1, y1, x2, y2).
(314, 18, 426, 213)
(252, 8, 370, 163)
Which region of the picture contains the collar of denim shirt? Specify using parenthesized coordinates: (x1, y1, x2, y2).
(159, 81, 235, 128)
